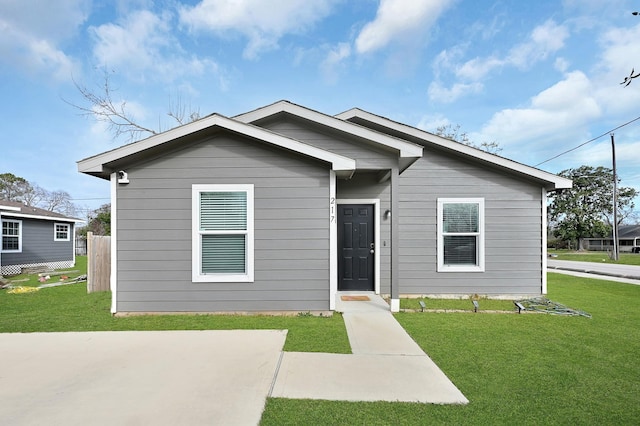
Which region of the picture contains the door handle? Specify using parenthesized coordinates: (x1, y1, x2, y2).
(370, 249, 375, 254)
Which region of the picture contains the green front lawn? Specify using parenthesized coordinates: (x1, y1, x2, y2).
(2, 264, 639, 424)
(262, 274, 640, 425)
(549, 249, 640, 265)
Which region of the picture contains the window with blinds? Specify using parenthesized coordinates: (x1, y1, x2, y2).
(437, 198, 485, 272)
(192, 185, 254, 282)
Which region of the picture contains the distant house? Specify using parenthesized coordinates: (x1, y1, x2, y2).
(0, 200, 83, 275)
(78, 100, 571, 314)
(583, 225, 640, 253)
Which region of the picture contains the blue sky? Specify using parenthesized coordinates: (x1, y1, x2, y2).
(1, 0, 640, 217)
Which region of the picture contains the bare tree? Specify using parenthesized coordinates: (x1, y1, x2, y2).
(66, 70, 200, 142)
(434, 124, 502, 154)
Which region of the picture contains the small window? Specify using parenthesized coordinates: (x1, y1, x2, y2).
(1, 219, 22, 252)
(192, 184, 254, 282)
(54, 223, 71, 241)
(437, 198, 484, 272)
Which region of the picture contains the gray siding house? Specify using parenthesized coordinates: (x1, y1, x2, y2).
(78, 101, 571, 314)
(1, 201, 81, 275)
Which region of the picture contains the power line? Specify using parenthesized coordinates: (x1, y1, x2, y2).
(535, 115, 640, 167)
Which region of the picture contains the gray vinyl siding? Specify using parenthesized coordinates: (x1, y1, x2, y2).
(115, 133, 332, 312)
(1, 218, 74, 265)
(259, 116, 397, 170)
(336, 172, 391, 293)
(398, 149, 543, 295)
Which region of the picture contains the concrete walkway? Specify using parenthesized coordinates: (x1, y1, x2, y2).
(270, 292, 468, 404)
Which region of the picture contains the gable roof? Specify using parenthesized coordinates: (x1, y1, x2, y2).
(0, 200, 82, 223)
(336, 108, 572, 191)
(619, 225, 640, 238)
(233, 100, 423, 172)
(78, 113, 357, 179)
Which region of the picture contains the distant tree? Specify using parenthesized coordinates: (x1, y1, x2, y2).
(0, 173, 32, 201)
(548, 165, 638, 248)
(82, 204, 111, 236)
(434, 124, 502, 154)
(67, 70, 200, 143)
(1, 172, 77, 216)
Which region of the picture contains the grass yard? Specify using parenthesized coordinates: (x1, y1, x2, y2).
(549, 249, 640, 265)
(261, 274, 640, 425)
(0, 257, 350, 353)
(2, 262, 639, 425)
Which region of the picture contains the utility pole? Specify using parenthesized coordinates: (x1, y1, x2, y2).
(611, 133, 619, 261)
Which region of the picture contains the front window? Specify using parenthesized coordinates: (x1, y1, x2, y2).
(2, 219, 22, 252)
(54, 223, 71, 241)
(192, 184, 254, 282)
(437, 198, 484, 272)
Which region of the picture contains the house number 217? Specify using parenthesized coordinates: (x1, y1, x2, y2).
(330, 197, 336, 223)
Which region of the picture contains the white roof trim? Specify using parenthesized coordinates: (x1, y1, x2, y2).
(78, 114, 356, 177)
(234, 100, 423, 159)
(337, 108, 572, 190)
(0, 205, 21, 212)
(0, 211, 84, 223)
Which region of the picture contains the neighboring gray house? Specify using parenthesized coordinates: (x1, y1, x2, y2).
(583, 225, 640, 253)
(78, 100, 571, 314)
(0, 200, 82, 275)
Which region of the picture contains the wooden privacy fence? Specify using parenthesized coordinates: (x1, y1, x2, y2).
(87, 232, 111, 293)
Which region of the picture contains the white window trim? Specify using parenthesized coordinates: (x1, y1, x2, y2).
(1, 219, 22, 253)
(437, 198, 485, 272)
(192, 184, 254, 283)
(54, 222, 71, 241)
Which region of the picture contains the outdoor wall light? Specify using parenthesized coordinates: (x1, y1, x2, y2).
(384, 209, 391, 220)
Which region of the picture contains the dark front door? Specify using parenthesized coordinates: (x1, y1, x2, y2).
(338, 204, 375, 291)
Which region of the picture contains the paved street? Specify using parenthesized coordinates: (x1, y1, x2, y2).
(548, 259, 640, 283)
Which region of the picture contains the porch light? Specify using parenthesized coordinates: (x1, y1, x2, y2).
(384, 209, 391, 219)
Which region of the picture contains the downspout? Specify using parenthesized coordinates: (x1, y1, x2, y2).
(542, 188, 548, 295)
(110, 173, 118, 314)
(390, 167, 400, 312)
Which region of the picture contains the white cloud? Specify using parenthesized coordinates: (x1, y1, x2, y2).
(320, 42, 352, 84)
(355, 0, 454, 54)
(455, 20, 569, 81)
(431, 20, 569, 102)
(90, 10, 222, 85)
(427, 81, 483, 103)
(477, 71, 601, 150)
(179, 0, 337, 59)
(506, 20, 569, 69)
(0, 0, 88, 79)
(417, 113, 450, 132)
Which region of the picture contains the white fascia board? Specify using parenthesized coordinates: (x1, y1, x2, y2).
(337, 108, 573, 190)
(0, 205, 22, 212)
(78, 113, 356, 175)
(1, 212, 84, 223)
(234, 101, 423, 159)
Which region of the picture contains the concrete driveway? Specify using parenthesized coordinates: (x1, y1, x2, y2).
(0, 330, 286, 426)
